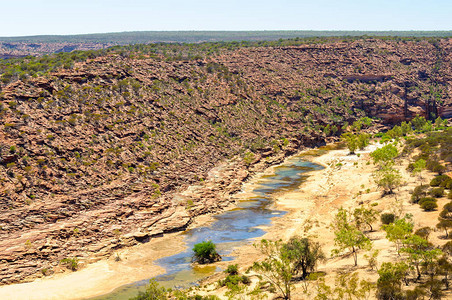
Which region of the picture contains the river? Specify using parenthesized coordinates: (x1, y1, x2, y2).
(89, 153, 324, 300)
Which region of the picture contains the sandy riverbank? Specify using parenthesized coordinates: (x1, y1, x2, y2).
(0, 231, 188, 300)
(196, 143, 451, 299)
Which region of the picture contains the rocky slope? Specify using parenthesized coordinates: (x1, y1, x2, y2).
(0, 38, 451, 284)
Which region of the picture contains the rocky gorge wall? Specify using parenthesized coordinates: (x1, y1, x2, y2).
(0, 38, 451, 284)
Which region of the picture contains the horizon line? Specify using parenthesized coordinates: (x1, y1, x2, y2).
(1, 29, 452, 39)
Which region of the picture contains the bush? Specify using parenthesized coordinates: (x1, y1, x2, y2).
(218, 274, 251, 287)
(419, 197, 436, 206)
(439, 176, 452, 189)
(381, 213, 395, 225)
(444, 180, 452, 190)
(405, 287, 427, 300)
(441, 202, 452, 219)
(371, 144, 399, 165)
(412, 115, 427, 131)
(192, 240, 221, 264)
(406, 162, 415, 172)
(437, 218, 452, 238)
(341, 132, 358, 154)
(376, 262, 408, 300)
(60, 257, 78, 271)
(283, 236, 325, 278)
(218, 275, 241, 287)
(131, 279, 166, 300)
(443, 241, 452, 255)
(241, 275, 251, 285)
(243, 151, 255, 165)
(374, 165, 402, 194)
(411, 185, 429, 203)
(432, 164, 446, 175)
(449, 190, 452, 200)
(430, 187, 445, 198)
(430, 175, 451, 187)
(414, 227, 431, 240)
(420, 201, 438, 211)
(225, 264, 238, 275)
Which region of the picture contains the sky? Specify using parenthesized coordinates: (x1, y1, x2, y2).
(1, 0, 451, 37)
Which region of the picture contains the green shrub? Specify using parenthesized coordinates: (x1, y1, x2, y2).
(406, 162, 415, 172)
(443, 241, 452, 255)
(412, 115, 428, 130)
(374, 132, 384, 138)
(41, 268, 50, 276)
(414, 227, 431, 240)
(219, 275, 241, 287)
(243, 151, 255, 165)
(192, 240, 221, 264)
(357, 133, 370, 150)
(405, 287, 428, 300)
(430, 175, 451, 187)
(441, 202, 452, 219)
(241, 275, 251, 285)
(426, 160, 446, 174)
(420, 201, 438, 211)
(225, 264, 238, 275)
(432, 164, 446, 174)
(419, 197, 436, 206)
(371, 144, 398, 165)
(430, 187, 445, 198)
(381, 213, 395, 225)
(411, 185, 429, 203)
(218, 274, 251, 287)
(438, 176, 452, 189)
(376, 262, 409, 300)
(60, 257, 79, 271)
(131, 279, 166, 300)
(444, 180, 452, 190)
(449, 190, 452, 200)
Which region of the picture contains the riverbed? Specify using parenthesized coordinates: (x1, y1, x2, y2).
(89, 155, 323, 300)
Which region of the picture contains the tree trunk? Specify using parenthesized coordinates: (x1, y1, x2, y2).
(284, 282, 291, 300)
(353, 247, 358, 266)
(445, 272, 449, 290)
(301, 265, 308, 279)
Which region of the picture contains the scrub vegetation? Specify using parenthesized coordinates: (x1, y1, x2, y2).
(133, 117, 452, 299)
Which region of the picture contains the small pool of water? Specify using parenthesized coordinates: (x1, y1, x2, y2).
(89, 154, 323, 300)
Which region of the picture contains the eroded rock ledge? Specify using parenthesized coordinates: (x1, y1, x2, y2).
(0, 134, 325, 284)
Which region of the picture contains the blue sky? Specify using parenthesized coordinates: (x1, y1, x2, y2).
(2, 0, 451, 36)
